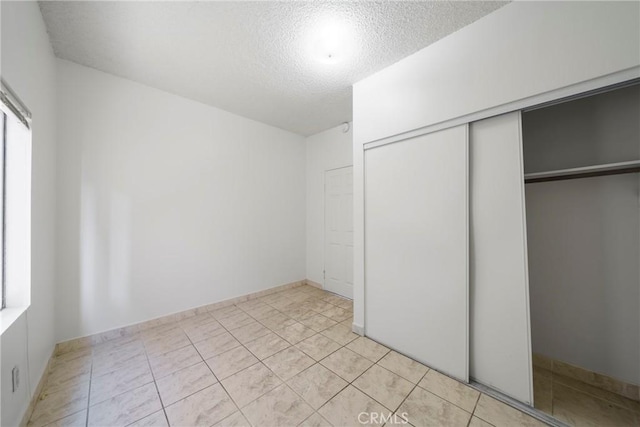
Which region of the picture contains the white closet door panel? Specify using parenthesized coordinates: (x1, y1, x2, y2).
(469, 111, 533, 404)
(365, 125, 468, 382)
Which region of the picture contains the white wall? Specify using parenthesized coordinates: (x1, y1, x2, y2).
(523, 86, 640, 385)
(353, 1, 640, 145)
(56, 60, 306, 342)
(1, 2, 58, 426)
(305, 124, 352, 285)
(352, 0, 640, 335)
(526, 176, 639, 385)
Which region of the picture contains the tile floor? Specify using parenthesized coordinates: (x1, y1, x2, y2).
(30, 285, 548, 427)
(533, 366, 640, 426)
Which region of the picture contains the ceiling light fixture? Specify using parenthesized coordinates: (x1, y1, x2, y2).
(308, 17, 355, 65)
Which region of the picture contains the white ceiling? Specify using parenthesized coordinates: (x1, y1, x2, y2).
(39, 1, 507, 136)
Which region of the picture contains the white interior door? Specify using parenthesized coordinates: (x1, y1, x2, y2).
(365, 125, 469, 382)
(324, 166, 354, 299)
(469, 111, 533, 404)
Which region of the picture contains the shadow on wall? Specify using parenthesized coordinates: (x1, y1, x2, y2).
(80, 167, 133, 336)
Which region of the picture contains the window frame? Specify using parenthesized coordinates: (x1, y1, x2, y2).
(1, 111, 5, 310)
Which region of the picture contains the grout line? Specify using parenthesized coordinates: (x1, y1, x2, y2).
(389, 367, 430, 418)
(180, 320, 246, 422)
(194, 301, 304, 418)
(466, 391, 482, 426)
(139, 333, 171, 427)
(43, 288, 352, 427)
(84, 356, 93, 427)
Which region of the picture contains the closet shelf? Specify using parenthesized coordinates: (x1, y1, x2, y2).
(524, 160, 640, 183)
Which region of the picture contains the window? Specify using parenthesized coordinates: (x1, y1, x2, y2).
(0, 80, 32, 332)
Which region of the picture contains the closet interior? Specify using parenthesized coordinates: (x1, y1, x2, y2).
(522, 82, 640, 425)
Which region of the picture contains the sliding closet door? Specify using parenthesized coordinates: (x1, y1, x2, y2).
(365, 125, 468, 382)
(469, 112, 533, 403)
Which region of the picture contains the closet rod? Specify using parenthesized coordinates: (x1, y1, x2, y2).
(524, 160, 640, 184)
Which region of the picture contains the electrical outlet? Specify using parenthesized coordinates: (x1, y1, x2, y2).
(12, 366, 20, 392)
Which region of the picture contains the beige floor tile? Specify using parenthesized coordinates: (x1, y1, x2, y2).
(533, 372, 553, 414)
(287, 292, 315, 304)
(339, 318, 354, 329)
(242, 384, 314, 426)
(229, 321, 271, 344)
(553, 359, 637, 400)
(377, 351, 429, 384)
(44, 358, 93, 395)
(92, 352, 148, 380)
(183, 319, 225, 342)
(236, 299, 267, 311)
(210, 305, 243, 320)
(334, 298, 353, 310)
(205, 346, 259, 379)
(553, 374, 640, 414)
(51, 348, 92, 370)
(92, 336, 142, 357)
(165, 384, 237, 427)
(276, 322, 317, 344)
(243, 304, 280, 321)
(143, 329, 191, 357)
(258, 292, 289, 304)
(268, 297, 298, 311)
(298, 299, 322, 312)
(468, 416, 494, 427)
(552, 382, 638, 427)
(417, 369, 479, 413)
(282, 306, 318, 321)
(353, 365, 414, 411)
(178, 312, 215, 328)
(87, 383, 161, 427)
(320, 347, 373, 382)
(474, 394, 546, 427)
(213, 411, 251, 427)
(244, 332, 291, 360)
(299, 412, 333, 427)
(318, 385, 388, 427)
(148, 345, 202, 379)
(140, 324, 179, 340)
(43, 409, 87, 427)
(221, 363, 282, 407)
(287, 363, 348, 410)
(263, 347, 315, 381)
(90, 359, 154, 405)
(193, 331, 241, 359)
(219, 312, 255, 330)
(156, 361, 217, 406)
(320, 324, 358, 346)
(397, 387, 471, 427)
(321, 306, 351, 322)
(296, 334, 342, 361)
(300, 314, 338, 332)
(346, 337, 390, 362)
(128, 410, 168, 427)
(259, 313, 297, 331)
(304, 299, 335, 313)
(29, 382, 90, 427)
(322, 295, 347, 306)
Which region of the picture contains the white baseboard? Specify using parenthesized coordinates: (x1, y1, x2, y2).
(352, 323, 365, 336)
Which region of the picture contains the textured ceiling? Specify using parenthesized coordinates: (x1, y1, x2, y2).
(39, 1, 507, 136)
